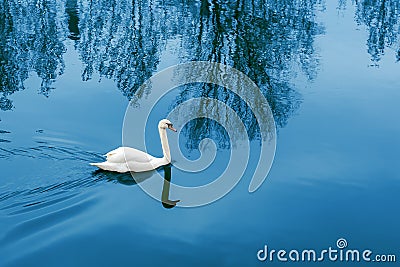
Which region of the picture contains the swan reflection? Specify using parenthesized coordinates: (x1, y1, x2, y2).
(161, 164, 180, 209)
(92, 169, 154, 186)
(93, 164, 180, 209)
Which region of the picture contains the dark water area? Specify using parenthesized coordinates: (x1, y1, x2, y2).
(0, 0, 399, 266)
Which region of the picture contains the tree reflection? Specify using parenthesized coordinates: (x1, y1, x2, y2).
(0, 0, 66, 110)
(1, 0, 398, 115)
(0, 0, 325, 143)
(76, 0, 165, 99)
(1, 0, 325, 146)
(351, 0, 400, 64)
(166, 0, 324, 148)
(120, 0, 323, 149)
(63, 0, 324, 148)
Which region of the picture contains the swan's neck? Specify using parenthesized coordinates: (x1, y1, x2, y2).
(159, 128, 171, 163)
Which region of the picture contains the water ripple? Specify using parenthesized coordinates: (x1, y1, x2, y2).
(0, 143, 138, 216)
(0, 176, 104, 215)
(0, 143, 104, 162)
(1, 196, 98, 245)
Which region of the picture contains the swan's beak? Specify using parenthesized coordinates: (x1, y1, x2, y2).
(168, 124, 177, 132)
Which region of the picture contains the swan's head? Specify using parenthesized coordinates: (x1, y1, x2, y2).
(158, 119, 177, 132)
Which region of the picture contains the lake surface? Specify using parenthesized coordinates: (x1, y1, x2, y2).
(0, 0, 399, 266)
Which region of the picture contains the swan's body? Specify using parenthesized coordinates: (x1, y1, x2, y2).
(90, 119, 176, 173)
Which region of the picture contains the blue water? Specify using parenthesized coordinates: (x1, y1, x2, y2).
(1, 0, 399, 266)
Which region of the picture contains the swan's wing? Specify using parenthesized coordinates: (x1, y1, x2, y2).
(106, 147, 156, 163)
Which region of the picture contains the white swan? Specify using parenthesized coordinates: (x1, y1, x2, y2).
(90, 119, 177, 173)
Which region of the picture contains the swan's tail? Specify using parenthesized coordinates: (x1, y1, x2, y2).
(90, 162, 109, 170)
